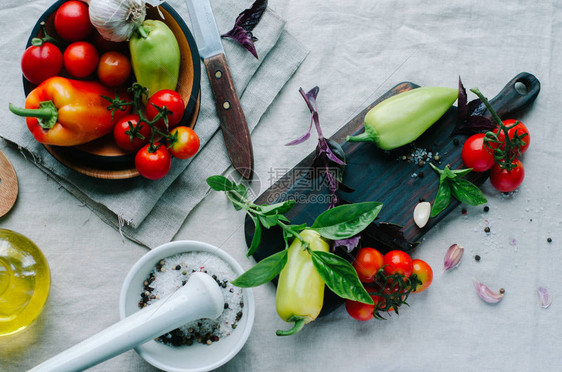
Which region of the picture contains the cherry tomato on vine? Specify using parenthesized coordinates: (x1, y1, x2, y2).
(97, 51, 131, 87)
(490, 159, 525, 193)
(21, 42, 63, 85)
(462, 133, 495, 172)
(493, 119, 530, 156)
(63, 41, 99, 78)
(135, 143, 172, 180)
(168, 126, 200, 159)
(54, 0, 93, 42)
(113, 114, 151, 152)
(411, 259, 433, 293)
(345, 295, 384, 321)
(352, 247, 384, 283)
(383, 250, 413, 277)
(146, 90, 185, 130)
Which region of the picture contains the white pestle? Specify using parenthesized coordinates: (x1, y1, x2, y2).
(30, 272, 224, 372)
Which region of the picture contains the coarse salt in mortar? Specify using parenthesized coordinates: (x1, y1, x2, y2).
(138, 251, 244, 347)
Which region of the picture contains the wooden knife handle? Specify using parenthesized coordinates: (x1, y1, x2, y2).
(204, 53, 254, 179)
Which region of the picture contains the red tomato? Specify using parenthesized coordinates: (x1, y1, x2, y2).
(54, 1, 93, 42)
(21, 42, 63, 85)
(345, 295, 383, 321)
(168, 126, 200, 159)
(352, 247, 384, 283)
(63, 41, 99, 78)
(146, 90, 185, 130)
(97, 51, 131, 87)
(490, 159, 525, 193)
(135, 144, 172, 180)
(383, 250, 413, 277)
(494, 119, 530, 156)
(461, 133, 495, 172)
(411, 259, 433, 292)
(113, 115, 151, 152)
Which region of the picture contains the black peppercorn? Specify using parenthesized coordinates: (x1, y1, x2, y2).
(484, 226, 490, 233)
(547, 237, 552, 243)
(483, 206, 489, 212)
(475, 255, 481, 261)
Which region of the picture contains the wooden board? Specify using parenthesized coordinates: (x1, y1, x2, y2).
(244, 72, 540, 315)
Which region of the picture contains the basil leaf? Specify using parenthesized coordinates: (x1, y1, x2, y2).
(310, 201, 383, 240)
(231, 249, 288, 288)
(247, 215, 262, 257)
(310, 250, 374, 304)
(258, 200, 296, 215)
(443, 166, 457, 179)
(452, 168, 473, 177)
(430, 180, 452, 217)
(450, 178, 487, 206)
(226, 184, 248, 211)
(258, 214, 279, 229)
(207, 175, 235, 191)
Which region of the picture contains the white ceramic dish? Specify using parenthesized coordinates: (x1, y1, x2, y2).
(119, 240, 255, 372)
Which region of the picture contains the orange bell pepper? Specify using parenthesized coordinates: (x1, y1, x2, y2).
(9, 76, 129, 146)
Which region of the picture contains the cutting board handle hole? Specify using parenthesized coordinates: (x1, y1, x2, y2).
(514, 80, 528, 96)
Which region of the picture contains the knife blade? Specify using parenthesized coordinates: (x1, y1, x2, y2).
(185, 0, 254, 179)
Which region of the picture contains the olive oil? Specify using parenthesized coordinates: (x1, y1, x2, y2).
(0, 229, 50, 337)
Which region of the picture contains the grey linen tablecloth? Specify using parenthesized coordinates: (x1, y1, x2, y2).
(0, 0, 308, 248)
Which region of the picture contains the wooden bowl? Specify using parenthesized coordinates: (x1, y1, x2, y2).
(23, 1, 201, 179)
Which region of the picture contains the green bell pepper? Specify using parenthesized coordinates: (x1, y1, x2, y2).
(346, 86, 458, 150)
(275, 230, 329, 336)
(129, 20, 180, 97)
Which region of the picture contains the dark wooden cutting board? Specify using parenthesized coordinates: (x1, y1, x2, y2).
(244, 72, 540, 314)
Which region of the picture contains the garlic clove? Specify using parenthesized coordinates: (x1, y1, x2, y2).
(473, 280, 504, 304)
(413, 201, 431, 228)
(89, 0, 147, 42)
(443, 243, 464, 272)
(537, 287, 552, 308)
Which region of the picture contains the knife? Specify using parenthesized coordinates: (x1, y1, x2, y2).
(185, 0, 254, 179)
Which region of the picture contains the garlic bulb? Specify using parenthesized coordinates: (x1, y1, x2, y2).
(88, 0, 147, 42)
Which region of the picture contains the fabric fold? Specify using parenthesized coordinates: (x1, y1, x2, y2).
(0, 0, 309, 248)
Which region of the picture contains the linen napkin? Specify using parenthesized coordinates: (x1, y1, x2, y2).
(0, 0, 308, 248)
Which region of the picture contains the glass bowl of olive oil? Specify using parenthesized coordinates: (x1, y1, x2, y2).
(0, 229, 50, 337)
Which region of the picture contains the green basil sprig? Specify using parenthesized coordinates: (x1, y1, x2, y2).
(207, 175, 383, 304)
(207, 175, 301, 256)
(429, 163, 487, 217)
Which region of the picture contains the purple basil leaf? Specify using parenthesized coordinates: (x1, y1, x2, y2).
(285, 130, 311, 146)
(322, 139, 346, 165)
(300, 87, 320, 114)
(468, 98, 485, 115)
(222, 25, 258, 59)
(468, 115, 496, 131)
(333, 235, 361, 253)
(221, 0, 267, 59)
(457, 76, 468, 121)
(234, 0, 268, 33)
(451, 115, 496, 136)
(287, 87, 322, 146)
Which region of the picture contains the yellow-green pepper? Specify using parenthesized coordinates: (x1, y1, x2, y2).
(129, 20, 180, 97)
(275, 230, 329, 336)
(346, 86, 458, 150)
